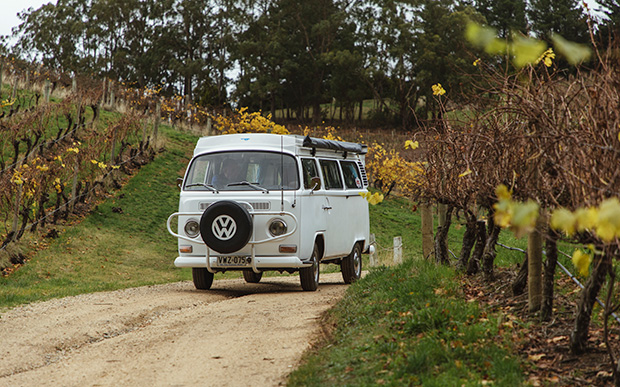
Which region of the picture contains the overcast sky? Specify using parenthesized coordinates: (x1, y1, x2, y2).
(0, 0, 605, 41)
(1, 0, 56, 38)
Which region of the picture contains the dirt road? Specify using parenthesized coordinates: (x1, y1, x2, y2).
(0, 272, 350, 386)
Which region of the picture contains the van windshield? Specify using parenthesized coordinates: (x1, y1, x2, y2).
(184, 151, 299, 191)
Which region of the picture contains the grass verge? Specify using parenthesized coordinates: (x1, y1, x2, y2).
(288, 258, 524, 386)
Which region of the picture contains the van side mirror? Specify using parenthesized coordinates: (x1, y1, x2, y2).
(311, 176, 321, 191)
(177, 177, 183, 191)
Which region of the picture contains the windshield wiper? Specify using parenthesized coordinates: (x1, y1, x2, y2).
(227, 181, 269, 193)
(185, 183, 219, 193)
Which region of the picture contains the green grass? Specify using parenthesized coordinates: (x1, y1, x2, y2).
(288, 197, 527, 386)
(288, 258, 524, 386)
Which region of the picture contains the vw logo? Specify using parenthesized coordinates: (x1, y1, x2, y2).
(212, 215, 237, 240)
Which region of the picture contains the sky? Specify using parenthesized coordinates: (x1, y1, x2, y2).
(0, 0, 606, 41)
(0, 0, 56, 38)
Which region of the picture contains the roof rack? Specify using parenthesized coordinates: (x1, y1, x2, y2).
(302, 135, 367, 155)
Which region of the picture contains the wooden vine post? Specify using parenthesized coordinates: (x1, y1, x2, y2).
(69, 161, 79, 213)
(420, 203, 434, 259)
(153, 99, 161, 143)
(11, 184, 22, 243)
(0, 59, 4, 99)
(528, 211, 544, 313)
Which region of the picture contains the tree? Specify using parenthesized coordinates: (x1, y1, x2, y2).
(528, 0, 589, 44)
(236, 0, 353, 124)
(13, 0, 89, 72)
(474, 0, 527, 37)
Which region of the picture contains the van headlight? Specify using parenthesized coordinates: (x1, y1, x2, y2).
(268, 219, 287, 236)
(184, 218, 200, 238)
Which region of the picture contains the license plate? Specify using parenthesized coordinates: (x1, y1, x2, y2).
(217, 256, 251, 266)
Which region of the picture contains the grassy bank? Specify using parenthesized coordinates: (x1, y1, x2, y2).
(288, 259, 524, 386)
(288, 197, 526, 386)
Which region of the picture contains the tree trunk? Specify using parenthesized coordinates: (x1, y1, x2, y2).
(358, 99, 363, 121)
(482, 223, 501, 281)
(434, 205, 453, 265)
(457, 212, 477, 271)
(541, 229, 559, 321)
(570, 253, 610, 354)
(467, 220, 486, 275)
(528, 215, 544, 313)
(420, 204, 434, 260)
(512, 251, 528, 296)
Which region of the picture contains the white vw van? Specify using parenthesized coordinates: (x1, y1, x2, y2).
(167, 133, 372, 291)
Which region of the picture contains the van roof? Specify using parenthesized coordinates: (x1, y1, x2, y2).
(193, 133, 367, 157)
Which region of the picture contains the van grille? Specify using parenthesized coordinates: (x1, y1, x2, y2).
(357, 161, 369, 187)
(199, 202, 271, 211)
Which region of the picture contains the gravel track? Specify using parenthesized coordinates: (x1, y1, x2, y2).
(0, 272, 349, 386)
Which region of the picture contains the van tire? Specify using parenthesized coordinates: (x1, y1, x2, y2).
(200, 200, 252, 254)
(243, 270, 263, 283)
(192, 268, 214, 290)
(341, 243, 362, 284)
(300, 244, 320, 291)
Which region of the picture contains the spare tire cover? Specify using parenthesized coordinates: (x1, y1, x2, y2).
(200, 201, 252, 254)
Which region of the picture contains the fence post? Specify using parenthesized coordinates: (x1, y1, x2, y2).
(12, 76, 18, 99)
(44, 79, 51, 103)
(421, 203, 434, 259)
(0, 60, 3, 100)
(153, 99, 161, 143)
(11, 184, 23, 242)
(101, 78, 106, 106)
(369, 233, 376, 267)
(393, 236, 402, 264)
(69, 161, 79, 213)
(528, 213, 545, 313)
(206, 117, 213, 136)
(109, 80, 115, 109)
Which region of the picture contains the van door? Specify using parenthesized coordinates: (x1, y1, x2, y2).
(298, 158, 328, 261)
(318, 159, 350, 258)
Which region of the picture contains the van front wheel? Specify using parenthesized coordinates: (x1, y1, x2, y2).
(300, 244, 320, 291)
(192, 268, 214, 290)
(243, 270, 263, 283)
(341, 243, 362, 284)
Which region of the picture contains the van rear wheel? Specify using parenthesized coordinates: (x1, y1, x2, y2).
(243, 270, 263, 283)
(341, 243, 362, 284)
(192, 268, 214, 290)
(300, 244, 320, 291)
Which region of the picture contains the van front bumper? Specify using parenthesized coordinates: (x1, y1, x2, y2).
(174, 255, 312, 270)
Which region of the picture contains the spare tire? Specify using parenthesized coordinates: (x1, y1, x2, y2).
(200, 201, 252, 254)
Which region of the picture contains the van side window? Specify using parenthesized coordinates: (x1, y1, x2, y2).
(320, 160, 343, 190)
(340, 161, 363, 189)
(302, 158, 319, 189)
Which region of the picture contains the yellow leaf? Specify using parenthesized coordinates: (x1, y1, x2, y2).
(596, 198, 620, 241)
(405, 140, 419, 150)
(432, 83, 446, 96)
(574, 207, 598, 232)
(550, 208, 577, 236)
(572, 249, 592, 276)
(528, 353, 546, 361)
(510, 200, 540, 236)
(458, 168, 472, 178)
(493, 199, 514, 228)
(551, 34, 591, 65)
(495, 184, 511, 200)
(511, 34, 547, 68)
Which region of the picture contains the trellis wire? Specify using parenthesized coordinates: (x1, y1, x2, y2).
(497, 242, 620, 325)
